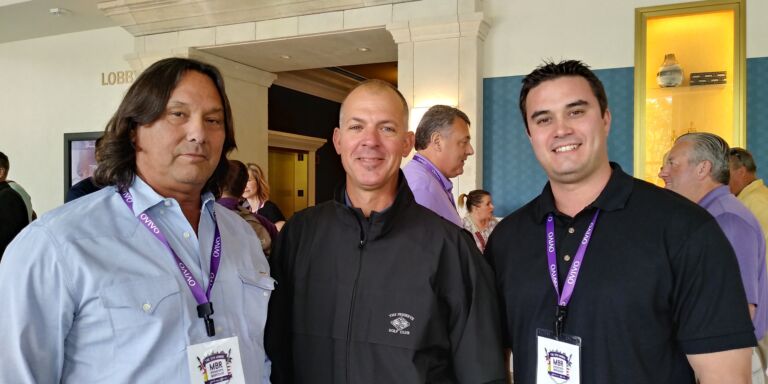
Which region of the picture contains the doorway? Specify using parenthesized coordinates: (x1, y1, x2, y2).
(268, 147, 309, 219)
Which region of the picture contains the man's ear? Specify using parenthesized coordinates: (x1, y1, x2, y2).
(430, 131, 442, 151)
(697, 160, 713, 180)
(332, 127, 342, 155)
(403, 131, 415, 157)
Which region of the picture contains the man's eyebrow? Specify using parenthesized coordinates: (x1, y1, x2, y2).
(529, 110, 550, 121)
(565, 100, 589, 109)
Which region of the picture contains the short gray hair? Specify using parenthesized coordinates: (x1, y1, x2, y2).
(414, 105, 470, 150)
(676, 132, 730, 184)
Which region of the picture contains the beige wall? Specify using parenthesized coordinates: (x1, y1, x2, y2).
(0, 27, 134, 214)
(483, 0, 768, 77)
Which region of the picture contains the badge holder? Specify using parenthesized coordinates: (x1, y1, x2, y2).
(536, 328, 581, 384)
(186, 314, 246, 384)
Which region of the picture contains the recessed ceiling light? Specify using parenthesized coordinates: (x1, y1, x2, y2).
(49, 7, 71, 16)
(279, 55, 291, 60)
(357, 47, 371, 52)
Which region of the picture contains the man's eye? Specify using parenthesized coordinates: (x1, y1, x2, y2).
(349, 125, 363, 131)
(534, 117, 551, 125)
(569, 109, 585, 116)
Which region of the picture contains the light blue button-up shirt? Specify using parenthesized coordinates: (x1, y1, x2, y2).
(0, 177, 272, 383)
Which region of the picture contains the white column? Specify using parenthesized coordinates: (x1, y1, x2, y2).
(387, 12, 490, 197)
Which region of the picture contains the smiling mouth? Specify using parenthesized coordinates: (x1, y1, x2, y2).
(553, 144, 580, 153)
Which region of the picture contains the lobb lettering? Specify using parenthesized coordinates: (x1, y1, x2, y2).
(100, 70, 138, 86)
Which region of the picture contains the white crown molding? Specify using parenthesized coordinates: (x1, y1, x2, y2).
(387, 13, 490, 44)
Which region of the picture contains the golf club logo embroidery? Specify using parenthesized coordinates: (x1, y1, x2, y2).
(544, 349, 572, 383)
(388, 312, 414, 335)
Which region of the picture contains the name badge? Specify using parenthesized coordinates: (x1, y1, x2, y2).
(536, 328, 581, 384)
(187, 336, 246, 384)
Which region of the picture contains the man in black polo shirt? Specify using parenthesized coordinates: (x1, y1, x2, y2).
(486, 60, 755, 383)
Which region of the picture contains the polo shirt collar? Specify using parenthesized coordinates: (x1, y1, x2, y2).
(698, 185, 730, 207)
(533, 162, 633, 222)
(412, 153, 453, 193)
(126, 176, 215, 217)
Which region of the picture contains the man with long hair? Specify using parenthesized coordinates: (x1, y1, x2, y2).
(0, 58, 272, 383)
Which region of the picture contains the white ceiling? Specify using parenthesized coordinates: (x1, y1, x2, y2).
(201, 28, 397, 73)
(0, 0, 398, 87)
(0, 0, 115, 44)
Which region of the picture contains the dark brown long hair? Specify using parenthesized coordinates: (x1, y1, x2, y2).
(93, 57, 236, 193)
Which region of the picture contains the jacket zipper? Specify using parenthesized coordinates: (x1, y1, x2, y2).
(346, 236, 366, 384)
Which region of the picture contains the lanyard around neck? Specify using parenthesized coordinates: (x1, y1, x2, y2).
(120, 190, 222, 336)
(546, 210, 599, 307)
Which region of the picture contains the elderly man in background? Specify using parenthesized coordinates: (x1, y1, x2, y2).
(403, 105, 475, 226)
(730, 147, 768, 379)
(661, 132, 768, 383)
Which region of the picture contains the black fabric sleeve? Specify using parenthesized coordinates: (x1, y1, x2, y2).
(444, 228, 507, 383)
(265, 214, 297, 383)
(671, 217, 757, 354)
(0, 186, 29, 258)
(259, 200, 286, 224)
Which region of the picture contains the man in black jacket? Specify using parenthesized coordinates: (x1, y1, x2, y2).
(266, 80, 506, 384)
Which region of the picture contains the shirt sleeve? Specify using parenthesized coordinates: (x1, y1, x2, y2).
(259, 201, 286, 224)
(672, 218, 757, 354)
(265, 215, 297, 384)
(0, 225, 74, 383)
(714, 212, 762, 305)
(444, 229, 507, 383)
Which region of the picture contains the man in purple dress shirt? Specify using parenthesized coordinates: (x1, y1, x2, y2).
(661, 132, 768, 383)
(403, 105, 474, 226)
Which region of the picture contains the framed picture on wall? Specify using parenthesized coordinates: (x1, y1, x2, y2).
(63, 131, 102, 201)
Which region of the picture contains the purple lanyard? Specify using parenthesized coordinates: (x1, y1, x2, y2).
(411, 154, 456, 207)
(546, 209, 599, 337)
(120, 190, 221, 336)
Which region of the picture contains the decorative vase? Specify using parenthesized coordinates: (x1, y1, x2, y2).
(657, 53, 684, 87)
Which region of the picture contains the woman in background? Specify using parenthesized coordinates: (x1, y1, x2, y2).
(458, 189, 498, 252)
(243, 163, 286, 231)
(219, 160, 277, 255)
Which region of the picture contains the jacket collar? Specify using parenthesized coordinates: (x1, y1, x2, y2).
(333, 170, 416, 241)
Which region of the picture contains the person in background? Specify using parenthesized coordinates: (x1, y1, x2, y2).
(729, 147, 768, 379)
(66, 136, 104, 203)
(243, 162, 286, 230)
(6, 176, 35, 221)
(403, 105, 475, 226)
(458, 189, 498, 252)
(0, 58, 272, 383)
(660, 133, 768, 383)
(218, 159, 276, 255)
(0, 151, 29, 258)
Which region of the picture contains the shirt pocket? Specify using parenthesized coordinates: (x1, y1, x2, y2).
(239, 269, 275, 341)
(100, 277, 185, 355)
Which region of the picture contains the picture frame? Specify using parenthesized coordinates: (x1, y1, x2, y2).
(63, 131, 103, 201)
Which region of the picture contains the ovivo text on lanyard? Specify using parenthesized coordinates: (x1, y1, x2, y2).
(546, 210, 600, 338)
(120, 190, 222, 337)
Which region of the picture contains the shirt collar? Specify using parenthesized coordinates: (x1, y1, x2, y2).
(126, 176, 215, 217)
(698, 185, 730, 207)
(741, 179, 766, 196)
(533, 162, 633, 222)
(412, 153, 453, 192)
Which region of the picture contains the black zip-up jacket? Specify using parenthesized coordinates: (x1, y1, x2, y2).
(266, 173, 506, 384)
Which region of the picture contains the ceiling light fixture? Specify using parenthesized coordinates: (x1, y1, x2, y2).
(279, 55, 291, 60)
(357, 47, 371, 52)
(48, 7, 70, 16)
